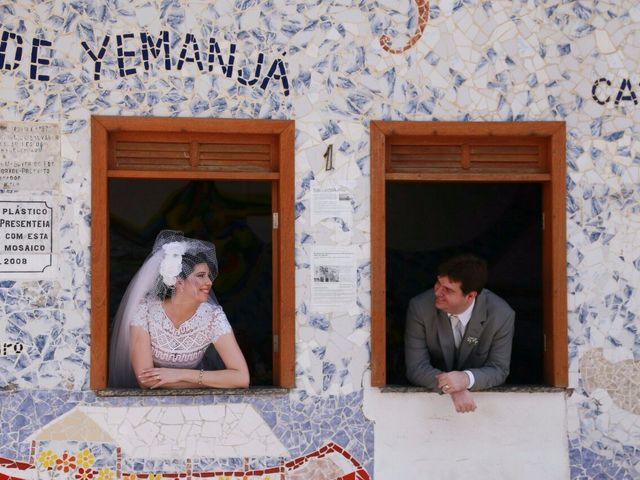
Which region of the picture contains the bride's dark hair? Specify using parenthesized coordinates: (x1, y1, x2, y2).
(157, 252, 218, 299)
(181, 252, 218, 278)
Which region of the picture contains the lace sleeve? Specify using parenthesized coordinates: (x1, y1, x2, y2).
(129, 296, 151, 332)
(204, 304, 232, 344)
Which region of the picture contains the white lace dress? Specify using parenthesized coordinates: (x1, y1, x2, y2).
(131, 296, 232, 369)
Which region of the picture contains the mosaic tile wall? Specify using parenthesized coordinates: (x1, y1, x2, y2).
(0, 1, 639, 478)
(0, 390, 372, 478)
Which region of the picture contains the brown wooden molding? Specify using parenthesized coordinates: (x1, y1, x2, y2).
(90, 116, 295, 389)
(370, 120, 567, 387)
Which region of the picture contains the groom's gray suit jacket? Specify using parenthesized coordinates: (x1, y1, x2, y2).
(405, 288, 515, 391)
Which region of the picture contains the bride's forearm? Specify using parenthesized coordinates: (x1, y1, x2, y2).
(201, 367, 250, 388)
(160, 368, 249, 389)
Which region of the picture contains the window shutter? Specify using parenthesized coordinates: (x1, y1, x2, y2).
(110, 133, 276, 172)
(388, 136, 547, 174)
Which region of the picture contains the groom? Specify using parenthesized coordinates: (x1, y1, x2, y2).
(404, 254, 515, 413)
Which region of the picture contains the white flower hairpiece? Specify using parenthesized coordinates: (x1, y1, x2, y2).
(159, 242, 187, 287)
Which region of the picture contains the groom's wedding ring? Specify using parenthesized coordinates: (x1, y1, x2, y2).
(443, 384, 450, 390)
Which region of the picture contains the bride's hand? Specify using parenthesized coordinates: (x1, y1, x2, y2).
(139, 367, 183, 389)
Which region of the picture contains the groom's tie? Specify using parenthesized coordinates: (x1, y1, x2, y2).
(451, 315, 464, 349)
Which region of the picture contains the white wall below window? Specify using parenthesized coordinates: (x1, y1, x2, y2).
(364, 389, 569, 479)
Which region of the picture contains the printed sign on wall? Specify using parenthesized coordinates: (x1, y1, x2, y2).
(0, 121, 59, 280)
(0, 198, 55, 278)
(0, 122, 59, 191)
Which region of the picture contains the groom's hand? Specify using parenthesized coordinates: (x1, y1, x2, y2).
(450, 390, 477, 413)
(436, 371, 469, 393)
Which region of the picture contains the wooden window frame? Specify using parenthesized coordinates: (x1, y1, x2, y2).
(90, 116, 295, 389)
(370, 120, 567, 387)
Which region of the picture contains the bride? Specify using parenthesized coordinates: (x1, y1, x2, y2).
(108, 230, 249, 389)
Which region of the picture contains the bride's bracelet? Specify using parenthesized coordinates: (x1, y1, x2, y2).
(198, 368, 204, 386)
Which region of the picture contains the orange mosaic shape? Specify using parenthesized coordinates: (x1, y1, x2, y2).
(379, 0, 430, 54)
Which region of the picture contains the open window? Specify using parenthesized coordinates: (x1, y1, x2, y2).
(90, 116, 295, 389)
(370, 121, 567, 387)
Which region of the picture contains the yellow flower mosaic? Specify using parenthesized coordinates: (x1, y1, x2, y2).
(37, 449, 58, 469)
(76, 449, 95, 469)
(97, 467, 114, 480)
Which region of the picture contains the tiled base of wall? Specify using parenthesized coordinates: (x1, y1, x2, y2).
(0, 390, 373, 480)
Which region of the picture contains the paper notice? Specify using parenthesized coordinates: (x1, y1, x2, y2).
(311, 245, 357, 311)
(310, 186, 353, 226)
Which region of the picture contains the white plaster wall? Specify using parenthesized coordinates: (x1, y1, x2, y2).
(364, 389, 569, 479)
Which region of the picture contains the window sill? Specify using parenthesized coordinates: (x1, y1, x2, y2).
(380, 384, 572, 395)
(95, 386, 290, 397)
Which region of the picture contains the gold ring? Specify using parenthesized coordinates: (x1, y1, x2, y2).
(444, 384, 450, 390)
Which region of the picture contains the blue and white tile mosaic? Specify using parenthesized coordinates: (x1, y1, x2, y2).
(0, 0, 639, 478)
(0, 390, 373, 475)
